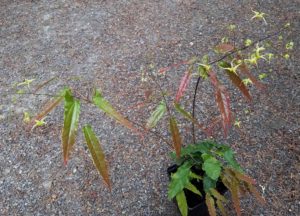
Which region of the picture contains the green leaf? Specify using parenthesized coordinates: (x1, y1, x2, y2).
(62, 90, 80, 165)
(202, 157, 221, 180)
(146, 100, 167, 129)
(185, 182, 202, 196)
(176, 191, 188, 216)
(168, 162, 191, 199)
(83, 125, 111, 190)
(224, 150, 242, 172)
(189, 171, 202, 180)
(203, 175, 217, 193)
(93, 89, 136, 131)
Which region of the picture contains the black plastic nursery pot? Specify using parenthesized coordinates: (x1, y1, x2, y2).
(167, 164, 228, 216)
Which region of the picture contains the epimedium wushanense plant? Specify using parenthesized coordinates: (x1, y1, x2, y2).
(10, 10, 294, 216)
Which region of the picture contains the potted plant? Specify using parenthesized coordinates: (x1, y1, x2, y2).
(8, 9, 293, 216)
(167, 140, 265, 216)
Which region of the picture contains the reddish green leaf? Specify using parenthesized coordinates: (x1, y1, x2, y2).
(231, 182, 241, 216)
(146, 101, 167, 129)
(158, 60, 190, 74)
(215, 43, 234, 53)
(93, 89, 136, 131)
(237, 55, 266, 90)
(83, 125, 111, 190)
(33, 77, 57, 93)
(225, 70, 252, 101)
(209, 71, 231, 136)
(62, 89, 81, 165)
(206, 193, 217, 216)
(175, 67, 193, 103)
(216, 199, 227, 216)
(247, 184, 266, 204)
(31, 96, 64, 127)
(234, 170, 256, 185)
(174, 103, 207, 133)
(169, 117, 182, 158)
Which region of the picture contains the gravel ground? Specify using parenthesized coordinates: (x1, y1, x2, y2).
(0, 0, 299, 215)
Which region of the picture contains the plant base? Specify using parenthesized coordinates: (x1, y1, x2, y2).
(167, 164, 227, 216)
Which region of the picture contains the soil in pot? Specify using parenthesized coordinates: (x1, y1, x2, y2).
(167, 164, 227, 216)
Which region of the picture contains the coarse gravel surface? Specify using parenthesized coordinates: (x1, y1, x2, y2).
(0, 0, 299, 216)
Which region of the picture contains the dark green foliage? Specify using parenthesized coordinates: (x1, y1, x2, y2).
(168, 140, 264, 216)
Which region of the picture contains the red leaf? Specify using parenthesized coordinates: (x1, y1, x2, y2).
(215, 43, 235, 53)
(225, 70, 252, 102)
(158, 60, 189, 74)
(237, 55, 266, 90)
(209, 71, 231, 136)
(175, 67, 193, 103)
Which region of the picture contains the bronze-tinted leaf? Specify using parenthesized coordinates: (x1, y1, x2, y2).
(234, 170, 257, 185)
(158, 60, 190, 74)
(210, 188, 227, 202)
(31, 90, 65, 125)
(231, 180, 241, 216)
(31, 94, 64, 127)
(93, 89, 136, 131)
(83, 125, 111, 190)
(33, 77, 57, 93)
(216, 199, 227, 216)
(206, 193, 217, 216)
(225, 70, 252, 101)
(247, 184, 266, 204)
(169, 117, 182, 158)
(175, 67, 193, 103)
(62, 89, 80, 165)
(215, 43, 235, 53)
(237, 55, 266, 90)
(209, 71, 231, 136)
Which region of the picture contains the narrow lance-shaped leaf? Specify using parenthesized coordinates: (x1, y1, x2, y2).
(216, 200, 227, 216)
(237, 55, 266, 90)
(215, 43, 234, 53)
(221, 61, 252, 101)
(210, 188, 227, 202)
(83, 125, 111, 190)
(33, 76, 57, 93)
(174, 103, 208, 134)
(93, 89, 136, 131)
(209, 71, 231, 136)
(233, 170, 257, 185)
(146, 100, 167, 129)
(222, 171, 241, 216)
(175, 67, 193, 103)
(62, 89, 80, 165)
(30, 92, 65, 127)
(185, 182, 202, 196)
(206, 193, 217, 216)
(169, 116, 182, 158)
(176, 191, 188, 216)
(231, 182, 241, 216)
(247, 184, 266, 204)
